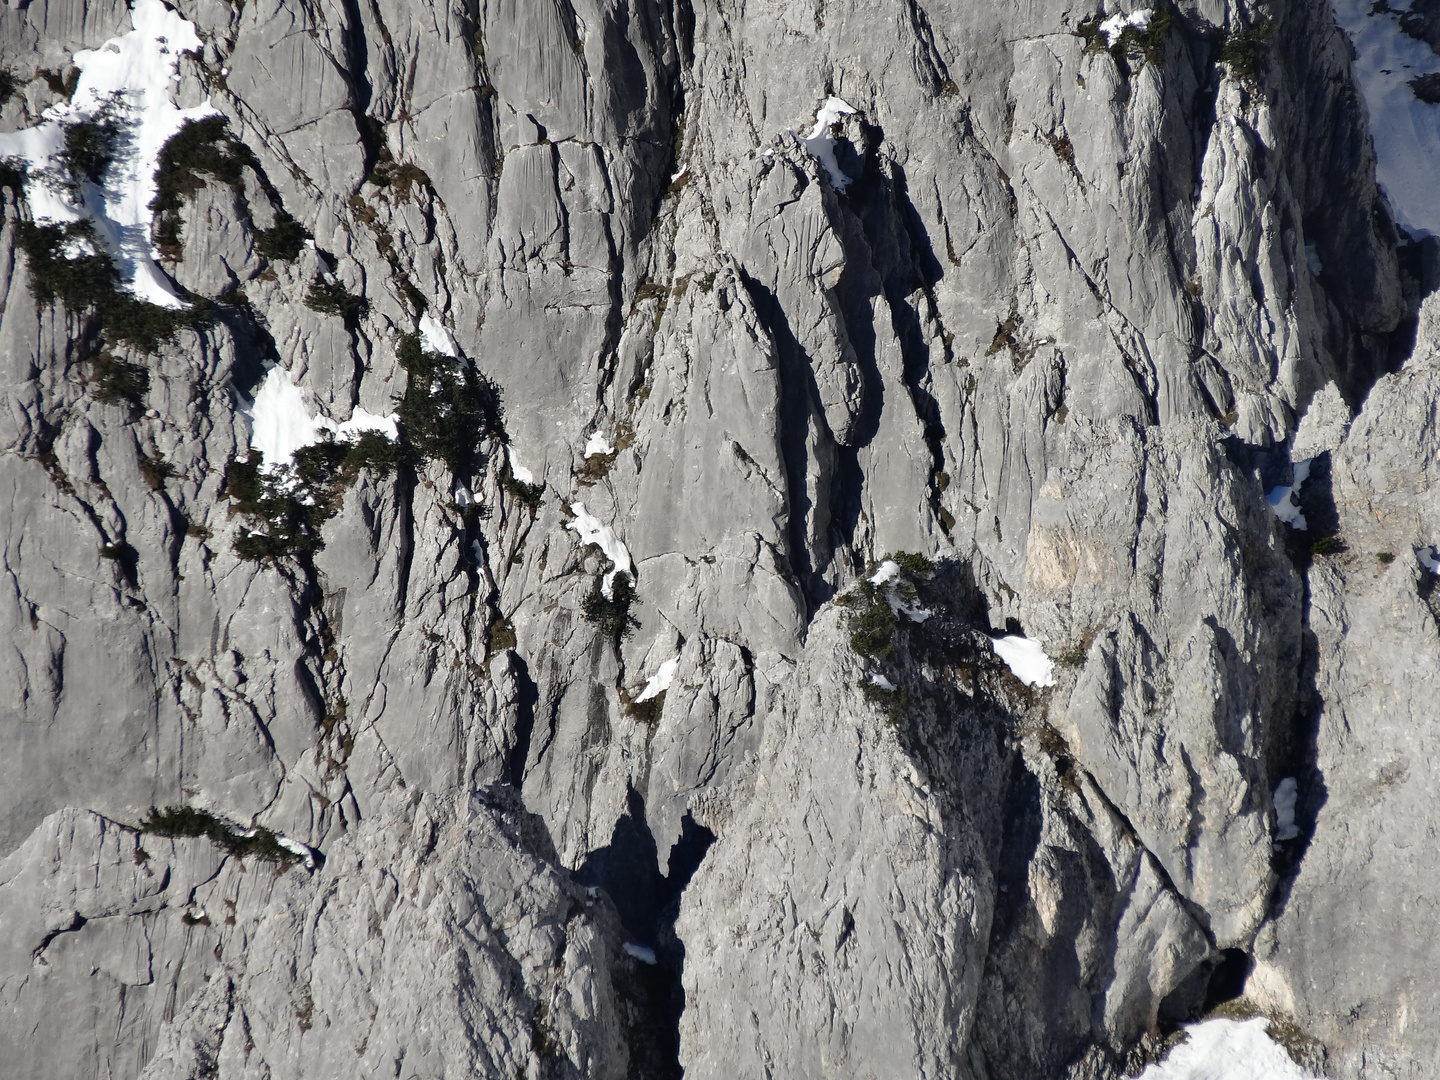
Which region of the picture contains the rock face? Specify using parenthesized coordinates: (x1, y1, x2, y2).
(0, 0, 1436, 1078)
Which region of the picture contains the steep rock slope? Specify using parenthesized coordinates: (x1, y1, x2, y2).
(0, 0, 1434, 1077)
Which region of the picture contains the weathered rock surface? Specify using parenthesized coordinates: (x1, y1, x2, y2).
(0, 0, 1435, 1077)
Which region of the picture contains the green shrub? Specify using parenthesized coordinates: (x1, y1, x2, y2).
(502, 466, 543, 510)
(1376, 551, 1395, 565)
(228, 432, 403, 561)
(861, 680, 910, 724)
(581, 571, 637, 644)
(849, 592, 897, 657)
(151, 116, 249, 214)
(394, 331, 503, 474)
(0, 70, 16, 104)
(488, 616, 517, 654)
(61, 115, 121, 184)
(1218, 19, 1273, 84)
(17, 221, 118, 307)
(304, 276, 367, 322)
(139, 805, 298, 863)
(91, 352, 150, 406)
(1309, 534, 1344, 557)
(16, 221, 211, 351)
(254, 214, 309, 261)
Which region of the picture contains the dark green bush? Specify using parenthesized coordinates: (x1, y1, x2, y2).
(17, 221, 118, 307)
(92, 353, 150, 406)
(394, 331, 503, 474)
(254, 213, 309, 260)
(1218, 19, 1273, 84)
(139, 805, 298, 863)
(151, 116, 248, 214)
(849, 589, 897, 657)
(581, 571, 637, 644)
(502, 465, 543, 510)
(17, 221, 211, 351)
(229, 431, 403, 561)
(861, 680, 910, 724)
(0, 70, 16, 104)
(304, 276, 368, 322)
(61, 115, 121, 184)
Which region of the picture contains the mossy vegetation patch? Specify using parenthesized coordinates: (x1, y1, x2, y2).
(139, 805, 299, 863)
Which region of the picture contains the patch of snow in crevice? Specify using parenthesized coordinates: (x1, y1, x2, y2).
(1135, 1016, 1324, 1079)
(868, 672, 897, 691)
(270, 834, 319, 871)
(1099, 8, 1153, 46)
(636, 657, 679, 702)
(0, 0, 219, 307)
(1418, 545, 1440, 573)
(567, 502, 634, 597)
(418, 313, 459, 358)
(800, 95, 857, 191)
(1267, 458, 1312, 530)
(623, 943, 658, 964)
(508, 446, 535, 484)
(1273, 777, 1300, 843)
(1305, 243, 1323, 277)
(241, 365, 397, 468)
(1330, 0, 1440, 237)
(990, 635, 1057, 688)
(584, 431, 615, 458)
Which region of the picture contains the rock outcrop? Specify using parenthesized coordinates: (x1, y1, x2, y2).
(0, 0, 1436, 1077)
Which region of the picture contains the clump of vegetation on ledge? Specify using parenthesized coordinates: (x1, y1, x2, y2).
(1217, 18, 1273, 85)
(139, 805, 298, 863)
(228, 434, 403, 561)
(17, 220, 212, 352)
(581, 571, 638, 644)
(304, 276, 368, 324)
(394, 331, 505, 475)
(151, 115, 255, 258)
(836, 551, 935, 659)
(254, 213, 309, 261)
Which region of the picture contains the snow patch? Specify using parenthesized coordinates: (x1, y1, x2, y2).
(869, 560, 901, 587)
(418, 313, 459, 358)
(868, 672, 897, 691)
(272, 834, 318, 871)
(636, 657, 679, 703)
(508, 446, 535, 485)
(990, 635, 1057, 688)
(1273, 777, 1300, 842)
(1330, 0, 1440, 237)
(1267, 458, 1312, 530)
(1134, 1016, 1324, 1080)
(867, 559, 933, 622)
(623, 943, 658, 965)
(584, 431, 616, 458)
(1099, 8, 1153, 47)
(567, 502, 635, 598)
(1418, 545, 1440, 574)
(242, 365, 397, 468)
(0, 0, 219, 307)
(801, 96, 857, 191)
(1305, 243, 1323, 277)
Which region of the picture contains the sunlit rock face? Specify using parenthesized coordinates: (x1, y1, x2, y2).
(0, 1, 1436, 1078)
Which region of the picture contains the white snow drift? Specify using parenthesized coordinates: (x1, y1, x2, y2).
(1135, 1016, 1325, 1080)
(1330, 0, 1440, 237)
(1267, 459, 1312, 530)
(801, 96, 858, 191)
(1099, 8, 1153, 46)
(990, 635, 1057, 688)
(567, 502, 634, 598)
(0, 0, 218, 307)
(636, 657, 679, 703)
(242, 365, 397, 468)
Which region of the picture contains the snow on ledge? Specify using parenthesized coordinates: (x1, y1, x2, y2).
(636, 657, 679, 703)
(1267, 458, 1312, 531)
(801, 95, 857, 191)
(242, 365, 397, 468)
(418, 314, 459, 358)
(566, 502, 634, 598)
(990, 635, 1056, 688)
(508, 446, 535, 485)
(0, 0, 219, 308)
(1099, 8, 1153, 47)
(1418, 545, 1440, 574)
(1134, 1016, 1324, 1080)
(623, 943, 658, 965)
(584, 431, 616, 458)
